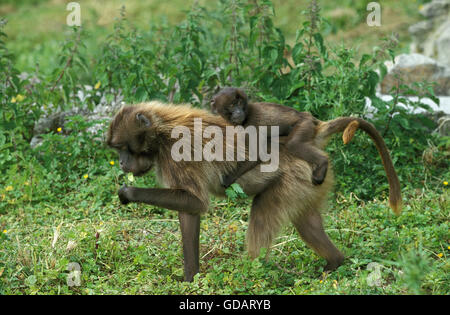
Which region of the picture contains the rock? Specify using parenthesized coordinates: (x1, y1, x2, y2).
(380, 53, 450, 96)
(408, 20, 433, 36)
(30, 86, 125, 148)
(30, 110, 79, 149)
(434, 20, 450, 66)
(33, 111, 76, 135)
(30, 136, 44, 149)
(409, 0, 450, 66)
(419, 0, 450, 18)
(367, 94, 450, 115)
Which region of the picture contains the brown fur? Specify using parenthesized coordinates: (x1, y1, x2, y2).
(107, 101, 401, 281)
(211, 87, 329, 186)
(343, 120, 360, 145)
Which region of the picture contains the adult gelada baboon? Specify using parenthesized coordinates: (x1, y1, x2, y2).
(106, 101, 401, 282)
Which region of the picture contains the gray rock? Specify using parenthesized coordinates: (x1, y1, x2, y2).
(30, 136, 44, 149)
(30, 109, 80, 149)
(409, 0, 450, 67)
(408, 20, 434, 36)
(420, 0, 450, 18)
(381, 53, 450, 96)
(435, 20, 450, 66)
(30, 86, 125, 148)
(33, 111, 76, 135)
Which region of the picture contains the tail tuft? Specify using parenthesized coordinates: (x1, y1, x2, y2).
(342, 120, 359, 145)
(390, 193, 402, 216)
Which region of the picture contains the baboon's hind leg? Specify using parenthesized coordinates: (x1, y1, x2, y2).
(292, 210, 344, 271)
(247, 192, 284, 259)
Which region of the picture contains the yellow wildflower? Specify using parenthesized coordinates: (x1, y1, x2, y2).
(94, 81, 101, 90)
(229, 223, 238, 233)
(2, 230, 7, 234)
(437, 253, 443, 258)
(5, 186, 13, 192)
(57, 127, 62, 133)
(16, 94, 25, 102)
(83, 174, 89, 179)
(109, 161, 115, 166)
(444, 181, 448, 186)
(447, 246, 450, 250)
(24, 181, 30, 186)
(11, 97, 16, 103)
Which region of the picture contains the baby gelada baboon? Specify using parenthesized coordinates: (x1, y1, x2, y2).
(211, 87, 328, 187)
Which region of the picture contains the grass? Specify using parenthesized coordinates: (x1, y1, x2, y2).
(1, 173, 448, 294)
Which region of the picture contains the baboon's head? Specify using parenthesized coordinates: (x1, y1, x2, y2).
(211, 87, 248, 125)
(106, 106, 157, 176)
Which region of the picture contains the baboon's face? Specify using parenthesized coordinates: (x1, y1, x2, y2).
(106, 107, 156, 177)
(114, 146, 153, 177)
(211, 88, 248, 125)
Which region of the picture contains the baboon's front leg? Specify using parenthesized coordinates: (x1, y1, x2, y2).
(118, 184, 207, 214)
(118, 185, 205, 281)
(179, 212, 200, 282)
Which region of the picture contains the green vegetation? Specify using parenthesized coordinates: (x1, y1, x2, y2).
(0, 0, 448, 295)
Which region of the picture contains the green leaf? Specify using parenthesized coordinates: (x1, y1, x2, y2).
(359, 54, 371, 66)
(135, 86, 147, 102)
(313, 33, 326, 55)
(292, 42, 304, 64)
(225, 187, 237, 199)
(25, 275, 37, 287)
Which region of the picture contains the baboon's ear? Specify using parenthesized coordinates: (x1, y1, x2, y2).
(136, 113, 151, 128)
(210, 99, 217, 114)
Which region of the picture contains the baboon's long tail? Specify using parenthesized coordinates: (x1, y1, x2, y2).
(318, 117, 402, 215)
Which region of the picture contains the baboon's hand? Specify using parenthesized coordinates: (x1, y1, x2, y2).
(118, 184, 131, 205)
(312, 161, 328, 186)
(220, 174, 234, 189)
